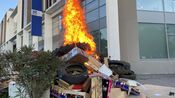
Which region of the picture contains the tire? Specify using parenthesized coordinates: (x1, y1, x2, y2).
(109, 65, 132, 75)
(57, 64, 88, 84)
(52, 43, 92, 57)
(52, 44, 75, 57)
(119, 71, 136, 80)
(108, 60, 131, 70)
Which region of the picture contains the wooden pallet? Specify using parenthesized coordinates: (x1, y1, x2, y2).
(91, 77, 103, 98)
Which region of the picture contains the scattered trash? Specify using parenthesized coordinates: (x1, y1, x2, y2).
(154, 93, 161, 96)
(114, 80, 140, 96)
(169, 91, 175, 96)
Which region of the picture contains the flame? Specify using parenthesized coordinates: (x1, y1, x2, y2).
(94, 54, 100, 60)
(63, 0, 96, 54)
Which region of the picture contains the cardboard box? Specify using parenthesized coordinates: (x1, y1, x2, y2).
(62, 90, 90, 98)
(109, 88, 128, 98)
(62, 47, 89, 64)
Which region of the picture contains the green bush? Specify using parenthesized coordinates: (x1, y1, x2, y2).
(5, 46, 64, 98)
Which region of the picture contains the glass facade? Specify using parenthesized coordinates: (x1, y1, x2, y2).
(84, 0, 108, 57)
(137, 0, 175, 59)
(139, 23, 167, 59)
(45, 0, 59, 10)
(165, 0, 175, 12)
(52, 0, 107, 56)
(137, 0, 163, 11)
(167, 24, 175, 57)
(52, 14, 63, 50)
(137, 0, 175, 12)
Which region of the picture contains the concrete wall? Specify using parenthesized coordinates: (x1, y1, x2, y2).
(118, 0, 175, 74)
(106, 0, 121, 60)
(0, 23, 2, 45)
(17, 0, 23, 33)
(6, 11, 17, 42)
(137, 11, 164, 23)
(1, 17, 6, 44)
(17, 34, 22, 49)
(33, 36, 39, 51)
(44, 13, 53, 51)
(23, 30, 30, 47)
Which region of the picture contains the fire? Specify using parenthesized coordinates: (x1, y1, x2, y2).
(63, 0, 96, 55)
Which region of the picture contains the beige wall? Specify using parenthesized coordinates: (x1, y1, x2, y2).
(1, 17, 6, 44)
(118, 0, 175, 74)
(6, 10, 16, 42)
(0, 22, 2, 45)
(17, 0, 23, 33)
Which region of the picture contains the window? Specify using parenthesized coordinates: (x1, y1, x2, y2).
(137, 0, 163, 11)
(84, 0, 107, 56)
(46, 0, 49, 9)
(52, 14, 63, 50)
(45, 0, 52, 9)
(139, 23, 168, 59)
(167, 24, 175, 58)
(91, 30, 100, 52)
(165, 0, 175, 12)
(87, 20, 100, 32)
(90, 28, 108, 57)
(168, 36, 175, 57)
(100, 5, 106, 18)
(86, 0, 94, 4)
(167, 24, 175, 34)
(21, 35, 23, 47)
(100, 0, 106, 6)
(86, 0, 98, 13)
(49, 0, 52, 7)
(100, 17, 106, 28)
(137, 0, 175, 59)
(100, 28, 108, 56)
(86, 9, 99, 23)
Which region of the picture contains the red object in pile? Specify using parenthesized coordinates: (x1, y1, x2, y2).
(71, 84, 83, 91)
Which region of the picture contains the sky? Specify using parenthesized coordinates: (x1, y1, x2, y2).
(0, 0, 18, 21)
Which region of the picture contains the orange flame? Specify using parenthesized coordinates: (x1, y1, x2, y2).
(63, 0, 96, 54)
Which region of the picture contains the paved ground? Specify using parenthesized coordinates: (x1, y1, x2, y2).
(129, 74, 175, 98)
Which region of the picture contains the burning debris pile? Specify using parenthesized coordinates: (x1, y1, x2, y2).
(50, 0, 140, 98)
(62, 0, 96, 55)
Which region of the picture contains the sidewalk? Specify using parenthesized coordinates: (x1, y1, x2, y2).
(129, 74, 175, 98)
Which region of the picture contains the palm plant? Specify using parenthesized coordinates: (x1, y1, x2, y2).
(6, 46, 64, 98)
(0, 53, 7, 77)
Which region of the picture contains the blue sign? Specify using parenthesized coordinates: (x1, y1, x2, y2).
(31, 0, 42, 36)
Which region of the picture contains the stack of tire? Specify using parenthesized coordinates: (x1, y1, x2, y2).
(53, 44, 90, 84)
(57, 63, 88, 84)
(108, 60, 136, 80)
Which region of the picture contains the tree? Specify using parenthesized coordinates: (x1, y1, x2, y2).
(6, 46, 64, 98)
(0, 53, 9, 77)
